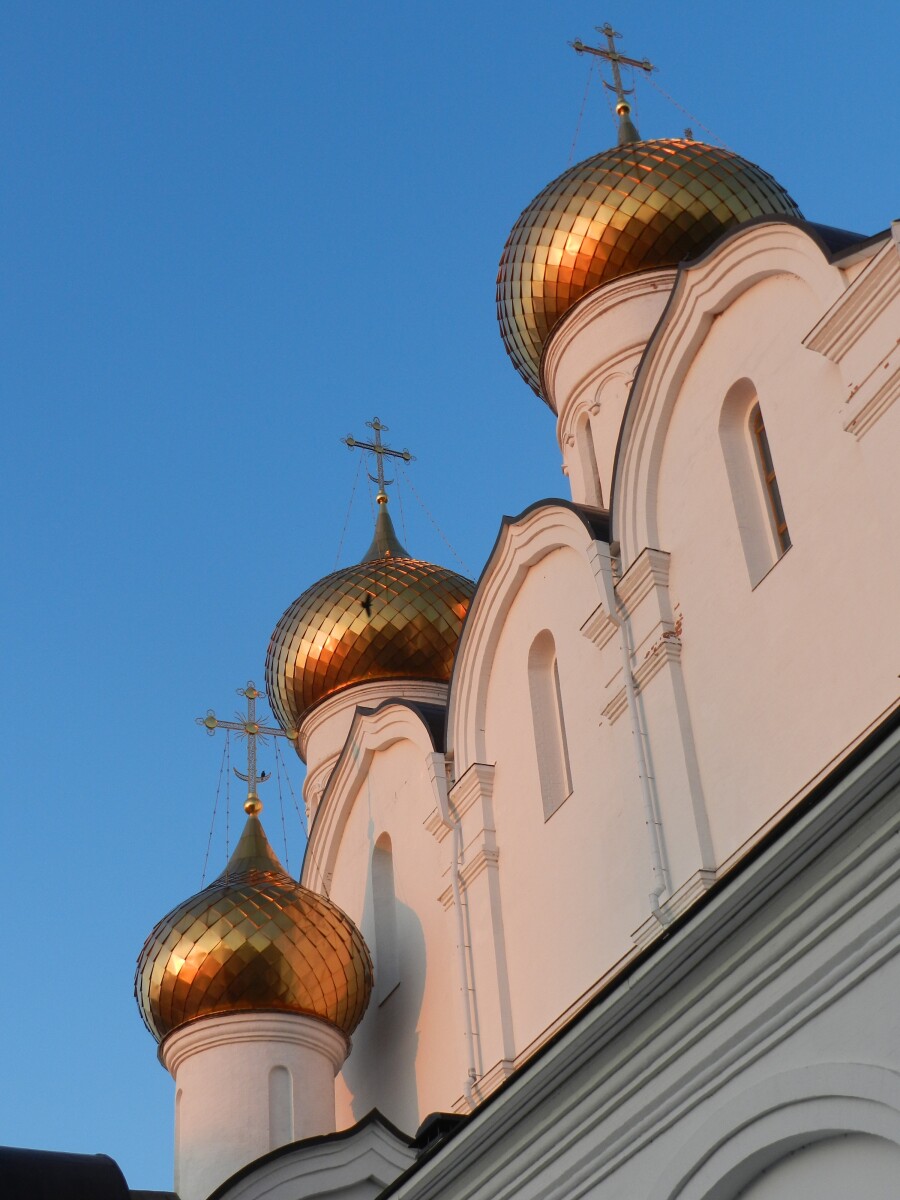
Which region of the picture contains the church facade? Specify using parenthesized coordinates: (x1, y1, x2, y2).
(126, 59, 900, 1200)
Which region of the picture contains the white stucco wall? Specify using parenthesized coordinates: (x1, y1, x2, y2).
(649, 265, 900, 867)
(321, 734, 464, 1134)
(162, 1011, 347, 1200)
(478, 543, 646, 1058)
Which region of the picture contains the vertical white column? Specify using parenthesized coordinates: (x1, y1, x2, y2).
(161, 1011, 348, 1200)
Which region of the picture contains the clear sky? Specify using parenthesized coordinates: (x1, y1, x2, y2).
(2, 1, 897, 1191)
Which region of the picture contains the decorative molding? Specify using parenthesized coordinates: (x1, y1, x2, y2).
(303, 701, 446, 892)
(543, 268, 677, 419)
(303, 753, 340, 823)
(802, 229, 900, 440)
(213, 1112, 418, 1200)
(616, 547, 671, 615)
(803, 231, 897, 363)
(581, 602, 618, 652)
(423, 805, 450, 844)
(297, 679, 448, 763)
(450, 762, 496, 823)
(843, 349, 900, 439)
(460, 846, 500, 890)
(556, 352, 639, 454)
(161, 1011, 349, 1076)
(602, 637, 683, 725)
(448, 505, 608, 771)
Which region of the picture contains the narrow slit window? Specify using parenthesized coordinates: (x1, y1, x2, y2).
(268, 1066, 293, 1149)
(720, 382, 792, 586)
(751, 403, 791, 554)
(372, 834, 400, 1003)
(528, 631, 574, 820)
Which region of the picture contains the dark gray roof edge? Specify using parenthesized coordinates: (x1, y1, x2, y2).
(354, 699, 448, 754)
(207, 1109, 417, 1200)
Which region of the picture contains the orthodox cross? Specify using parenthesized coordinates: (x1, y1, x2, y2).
(342, 417, 414, 497)
(571, 23, 655, 107)
(197, 682, 293, 815)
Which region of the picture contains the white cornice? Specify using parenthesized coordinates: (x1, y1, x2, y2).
(298, 679, 448, 762)
(214, 1114, 417, 1200)
(542, 269, 677, 415)
(161, 1011, 348, 1076)
(803, 231, 899, 363)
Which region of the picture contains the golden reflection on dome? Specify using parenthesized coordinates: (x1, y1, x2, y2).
(497, 138, 802, 398)
(135, 815, 373, 1043)
(266, 503, 474, 743)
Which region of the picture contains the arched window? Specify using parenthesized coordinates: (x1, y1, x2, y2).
(268, 1065, 293, 1149)
(372, 833, 400, 1003)
(528, 631, 573, 820)
(719, 380, 792, 585)
(750, 402, 792, 555)
(576, 413, 604, 507)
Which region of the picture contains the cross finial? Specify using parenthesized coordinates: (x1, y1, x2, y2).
(571, 23, 655, 145)
(343, 417, 415, 503)
(197, 681, 295, 814)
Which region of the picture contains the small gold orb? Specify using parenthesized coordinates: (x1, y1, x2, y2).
(244, 796, 263, 816)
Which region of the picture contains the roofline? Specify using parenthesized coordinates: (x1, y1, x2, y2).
(532, 214, 886, 411)
(443, 498, 610, 747)
(302, 695, 447, 879)
(207, 1108, 417, 1200)
(606, 215, 887, 540)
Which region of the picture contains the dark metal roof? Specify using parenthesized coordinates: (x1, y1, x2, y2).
(0, 1146, 131, 1200)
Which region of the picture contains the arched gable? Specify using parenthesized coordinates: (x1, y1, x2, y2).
(302, 700, 443, 892)
(612, 221, 846, 568)
(447, 500, 610, 773)
(651, 1063, 900, 1200)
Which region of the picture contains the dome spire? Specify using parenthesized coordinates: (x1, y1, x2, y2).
(342, 417, 414, 559)
(362, 491, 409, 561)
(571, 22, 655, 145)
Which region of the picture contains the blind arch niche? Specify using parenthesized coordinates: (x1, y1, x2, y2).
(528, 630, 574, 820)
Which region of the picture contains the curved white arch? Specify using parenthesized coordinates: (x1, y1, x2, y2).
(447, 502, 608, 773)
(650, 1062, 900, 1200)
(302, 701, 441, 892)
(612, 222, 845, 568)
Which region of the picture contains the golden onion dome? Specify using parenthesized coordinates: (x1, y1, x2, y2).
(266, 495, 474, 742)
(135, 813, 373, 1043)
(497, 137, 802, 397)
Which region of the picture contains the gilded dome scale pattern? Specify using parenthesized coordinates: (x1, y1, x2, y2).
(497, 138, 803, 398)
(266, 500, 474, 742)
(135, 814, 373, 1042)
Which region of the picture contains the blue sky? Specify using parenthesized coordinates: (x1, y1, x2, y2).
(2, 1, 897, 1190)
